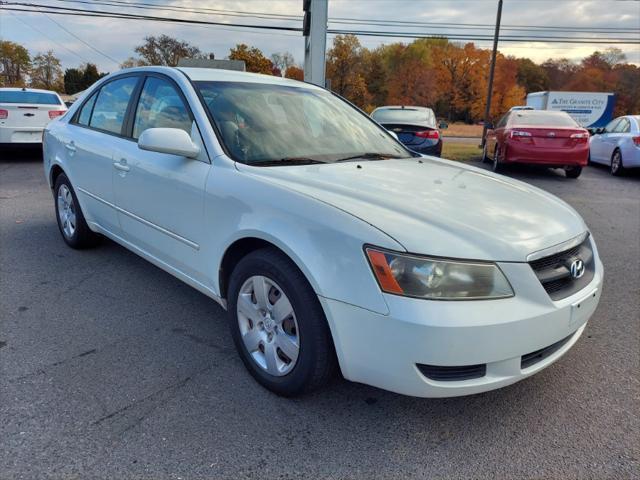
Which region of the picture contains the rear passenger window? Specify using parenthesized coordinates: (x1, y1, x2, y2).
(89, 76, 138, 135)
(614, 119, 630, 133)
(133, 77, 192, 139)
(77, 93, 97, 126)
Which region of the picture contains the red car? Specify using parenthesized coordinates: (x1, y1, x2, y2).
(483, 110, 590, 178)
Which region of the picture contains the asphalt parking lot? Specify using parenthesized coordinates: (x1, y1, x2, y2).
(1, 149, 638, 480)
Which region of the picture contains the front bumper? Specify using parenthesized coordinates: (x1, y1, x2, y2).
(320, 257, 603, 397)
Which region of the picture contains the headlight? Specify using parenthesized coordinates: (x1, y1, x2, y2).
(365, 247, 514, 300)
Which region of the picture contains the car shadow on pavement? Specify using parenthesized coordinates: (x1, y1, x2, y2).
(0, 146, 43, 163)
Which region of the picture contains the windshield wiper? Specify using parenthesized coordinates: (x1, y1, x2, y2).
(334, 152, 405, 163)
(253, 157, 326, 167)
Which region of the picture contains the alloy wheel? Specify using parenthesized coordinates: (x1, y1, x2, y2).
(237, 275, 300, 376)
(57, 184, 76, 239)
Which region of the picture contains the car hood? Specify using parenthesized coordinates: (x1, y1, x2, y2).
(238, 158, 587, 262)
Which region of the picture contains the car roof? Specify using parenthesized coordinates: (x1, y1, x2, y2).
(0, 87, 61, 95)
(177, 67, 323, 90)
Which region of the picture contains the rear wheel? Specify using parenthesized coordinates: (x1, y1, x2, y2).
(491, 145, 502, 173)
(227, 248, 337, 396)
(54, 174, 100, 248)
(611, 150, 624, 176)
(565, 166, 582, 179)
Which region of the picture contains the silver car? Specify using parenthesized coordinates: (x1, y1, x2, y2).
(589, 115, 640, 175)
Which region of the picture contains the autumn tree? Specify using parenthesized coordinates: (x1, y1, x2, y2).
(229, 44, 273, 74)
(130, 35, 204, 67)
(30, 51, 63, 91)
(0, 40, 31, 87)
(326, 35, 369, 107)
(284, 65, 304, 81)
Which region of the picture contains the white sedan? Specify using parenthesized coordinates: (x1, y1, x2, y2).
(0, 87, 67, 147)
(43, 67, 603, 397)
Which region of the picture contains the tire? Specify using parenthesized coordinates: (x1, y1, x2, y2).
(227, 247, 337, 396)
(482, 142, 490, 163)
(54, 173, 101, 249)
(565, 166, 582, 179)
(611, 149, 625, 176)
(491, 144, 502, 173)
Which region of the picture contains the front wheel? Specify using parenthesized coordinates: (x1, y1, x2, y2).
(565, 166, 582, 179)
(611, 150, 625, 176)
(227, 248, 337, 396)
(54, 173, 100, 248)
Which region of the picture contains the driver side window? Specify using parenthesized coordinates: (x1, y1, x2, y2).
(496, 114, 509, 129)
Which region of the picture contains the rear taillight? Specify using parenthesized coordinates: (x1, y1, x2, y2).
(415, 130, 440, 139)
(509, 130, 532, 139)
(48, 110, 65, 119)
(632, 136, 640, 147)
(570, 132, 589, 141)
(0, 109, 7, 119)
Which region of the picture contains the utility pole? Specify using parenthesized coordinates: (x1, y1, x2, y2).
(481, 0, 503, 147)
(303, 0, 328, 87)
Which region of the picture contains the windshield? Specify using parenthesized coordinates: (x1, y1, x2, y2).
(0, 91, 61, 105)
(372, 107, 435, 126)
(195, 81, 410, 165)
(510, 111, 579, 127)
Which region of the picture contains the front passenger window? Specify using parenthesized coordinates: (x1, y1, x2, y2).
(133, 77, 192, 139)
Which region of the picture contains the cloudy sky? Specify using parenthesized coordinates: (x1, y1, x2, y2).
(1, 0, 638, 73)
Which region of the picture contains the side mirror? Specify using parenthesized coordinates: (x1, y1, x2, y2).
(438, 121, 448, 130)
(138, 128, 200, 158)
(388, 130, 399, 141)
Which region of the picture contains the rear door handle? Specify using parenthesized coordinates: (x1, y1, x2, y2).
(113, 159, 130, 172)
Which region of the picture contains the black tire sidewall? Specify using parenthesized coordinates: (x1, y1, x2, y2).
(53, 174, 96, 248)
(227, 248, 334, 396)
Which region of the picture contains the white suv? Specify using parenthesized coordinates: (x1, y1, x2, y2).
(0, 88, 67, 147)
(42, 67, 603, 397)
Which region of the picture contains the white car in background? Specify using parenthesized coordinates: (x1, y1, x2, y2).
(0, 87, 67, 147)
(42, 67, 603, 398)
(589, 115, 640, 175)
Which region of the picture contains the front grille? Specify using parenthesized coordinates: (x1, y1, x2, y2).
(529, 235, 595, 301)
(521, 334, 573, 369)
(417, 363, 486, 381)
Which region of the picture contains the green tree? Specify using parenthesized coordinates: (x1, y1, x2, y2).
(516, 58, 549, 93)
(63, 67, 83, 94)
(229, 44, 273, 74)
(30, 50, 63, 91)
(0, 40, 31, 87)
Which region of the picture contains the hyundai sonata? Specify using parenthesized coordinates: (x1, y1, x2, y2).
(43, 67, 603, 397)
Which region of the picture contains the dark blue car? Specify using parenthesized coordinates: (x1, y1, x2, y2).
(371, 106, 443, 157)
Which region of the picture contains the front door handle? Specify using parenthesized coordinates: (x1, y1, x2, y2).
(113, 159, 130, 172)
(64, 141, 76, 153)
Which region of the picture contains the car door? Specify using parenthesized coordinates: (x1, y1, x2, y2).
(112, 74, 211, 284)
(65, 75, 141, 235)
(590, 118, 620, 163)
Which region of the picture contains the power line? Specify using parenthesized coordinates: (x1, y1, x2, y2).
(6, 10, 91, 63)
(39, 9, 121, 66)
(2, 3, 639, 45)
(45, 0, 640, 34)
